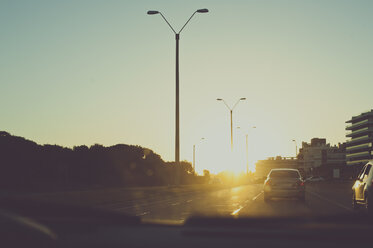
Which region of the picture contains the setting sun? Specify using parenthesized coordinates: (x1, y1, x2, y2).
(187, 114, 298, 175)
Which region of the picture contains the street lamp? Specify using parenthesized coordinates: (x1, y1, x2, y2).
(147, 8, 209, 184)
(237, 126, 256, 174)
(193, 138, 205, 173)
(292, 139, 298, 157)
(217, 98, 246, 151)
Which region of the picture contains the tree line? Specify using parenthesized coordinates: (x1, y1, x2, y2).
(0, 131, 209, 191)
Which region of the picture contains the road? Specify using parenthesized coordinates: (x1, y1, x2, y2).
(96, 181, 354, 223)
(18, 181, 354, 223)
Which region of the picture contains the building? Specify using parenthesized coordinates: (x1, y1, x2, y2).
(255, 138, 347, 179)
(255, 156, 299, 178)
(299, 138, 327, 169)
(346, 109, 373, 167)
(297, 138, 346, 178)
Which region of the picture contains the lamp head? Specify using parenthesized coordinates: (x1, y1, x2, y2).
(196, 8, 209, 13)
(147, 10, 160, 15)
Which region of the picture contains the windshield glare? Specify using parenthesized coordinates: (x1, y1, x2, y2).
(1, 1, 372, 227)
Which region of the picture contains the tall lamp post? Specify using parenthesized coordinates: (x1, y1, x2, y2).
(193, 138, 205, 173)
(292, 139, 298, 157)
(238, 126, 256, 174)
(217, 98, 246, 151)
(147, 9, 209, 184)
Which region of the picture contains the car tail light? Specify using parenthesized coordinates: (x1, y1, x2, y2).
(294, 181, 304, 187)
(264, 179, 272, 192)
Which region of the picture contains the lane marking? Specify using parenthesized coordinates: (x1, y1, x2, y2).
(105, 185, 251, 212)
(231, 206, 244, 216)
(306, 190, 352, 212)
(136, 211, 150, 216)
(252, 191, 263, 201)
(231, 190, 264, 215)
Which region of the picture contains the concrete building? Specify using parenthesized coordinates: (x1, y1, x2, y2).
(255, 156, 299, 178)
(255, 138, 347, 179)
(298, 138, 346, 178)
(345, 109, 373, 167)
(299, 138, 327, 169)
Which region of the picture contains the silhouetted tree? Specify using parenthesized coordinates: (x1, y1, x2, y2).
(0, 131, 206, 191)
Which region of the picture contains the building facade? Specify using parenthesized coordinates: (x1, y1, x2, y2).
(255, 137, 348, 179)
(299, 138, 328, 169)
(297, 138, 346, 178)
(346, 110, 373, 167)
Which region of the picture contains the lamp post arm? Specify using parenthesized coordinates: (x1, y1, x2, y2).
(221, 99, 231, 110)
(179, 11, 197, 34)
(159, 12, 177, 34)
(232, 98, 243, 110)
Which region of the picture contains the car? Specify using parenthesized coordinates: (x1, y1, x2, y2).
(352, 161, 373, 212)
(263, 168, 305, 202)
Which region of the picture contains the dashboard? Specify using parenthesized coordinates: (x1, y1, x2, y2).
(1, 200, 372, 248)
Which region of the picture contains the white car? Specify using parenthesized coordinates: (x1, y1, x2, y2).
(263, 168, 305, 202)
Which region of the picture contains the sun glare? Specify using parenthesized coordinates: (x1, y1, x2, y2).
(193, 126, 276, 175)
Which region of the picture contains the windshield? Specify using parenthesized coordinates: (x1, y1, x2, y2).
(1, 0, 372, 229)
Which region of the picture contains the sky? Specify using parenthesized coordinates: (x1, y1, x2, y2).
(1, 0, 373, 174)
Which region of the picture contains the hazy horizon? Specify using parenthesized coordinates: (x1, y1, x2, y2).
(1, 0, 372, 173)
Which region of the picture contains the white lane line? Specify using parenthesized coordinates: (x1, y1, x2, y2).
(231, 191, 263, 215)
(136, 211, 150, 216)
(306, 190, 352, 212)
(231, 206, 244, 216)
(252, 191, 263, 201)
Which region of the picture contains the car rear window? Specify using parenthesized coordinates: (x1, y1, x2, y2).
(269, 170, 300, 178)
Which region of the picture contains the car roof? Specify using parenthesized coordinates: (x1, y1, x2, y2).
(270, 168, 300, 172)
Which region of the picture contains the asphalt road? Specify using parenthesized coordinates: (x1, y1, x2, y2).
(98, 181, 354, 223)
(16, 181, 354, 223)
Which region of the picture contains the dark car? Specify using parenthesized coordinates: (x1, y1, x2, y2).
(352, 161, 373, 212)
(263, 168, 305, 202)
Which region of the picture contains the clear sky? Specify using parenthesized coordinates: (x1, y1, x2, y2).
(1, 0, 373, 174)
